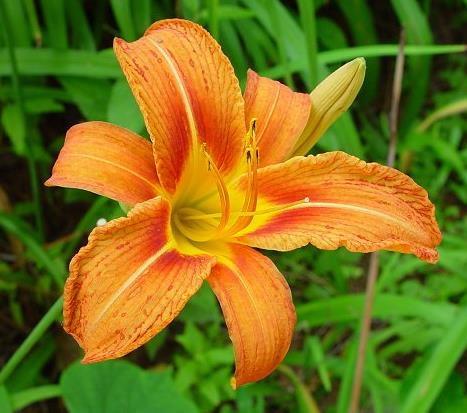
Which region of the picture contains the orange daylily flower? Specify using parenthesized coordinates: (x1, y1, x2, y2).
(46, 19, 441, 388)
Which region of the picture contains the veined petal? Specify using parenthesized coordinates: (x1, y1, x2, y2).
(244, 70, 311, 166)
(234, 152, 441, 263)
(114, 19, 246, 195)
(207, 244, 296, 388)
(64, 197, 215, 363)
(45, 122, 159, 206)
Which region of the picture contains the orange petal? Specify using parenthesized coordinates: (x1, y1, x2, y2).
(235, 152, 441, 263)
(244, 70, 311, 167)
(207, 244, 296, 388)
(64, 197, 215, 362)
(114, 19, 246, 195)
(45, 121, 159, 206)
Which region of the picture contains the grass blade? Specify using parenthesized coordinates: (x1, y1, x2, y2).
(297, 0, 318, 86)
(297, 294, 457, 327)
(400, 306, 467, 413)
(110, 0, 136, 40)
(391, 0, 433, 136)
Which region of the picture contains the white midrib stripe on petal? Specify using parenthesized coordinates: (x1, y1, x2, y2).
(66, 153, 159, 191)
(86, 243, 172, 336)
(294, 201, 421, 236)
(148, 37, 199, 148)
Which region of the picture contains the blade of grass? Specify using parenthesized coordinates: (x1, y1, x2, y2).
(110, 0, 136, 40)
(277, 365, 321, 413)
(267, 0, 294, 88)
(416, 98, 467, 132)
(219, 21, 249, 86)
(337, 0, 380, 105)
(11, 385, 61, 410)
(2, 44, 464, 79)
(400, 306, 467, 413)
(0, 386, 13, 413)
(66, 0, 96, 50)
(132, 0, 152, 37)
(0, 48, 121, 77)
(297, 0, 318, 86)
(0, 296, 64, 384)
(296, 294, 457, 327)
(40, 0, 68, 49)
(391, 0, 432, 136)
(207, 0, 220, 40)
(2, 0, 30, 46)
(0, 2, 44, 241)
(262, 44, 466, 79)
(0, 212, 64, 287)
(23, 0, 42, 46)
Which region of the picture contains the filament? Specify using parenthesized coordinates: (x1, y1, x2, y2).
(179, 197, 310, 222)
(201, 143, 230, 233)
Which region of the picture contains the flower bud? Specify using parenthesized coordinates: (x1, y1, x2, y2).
(292, 57, 366, 155)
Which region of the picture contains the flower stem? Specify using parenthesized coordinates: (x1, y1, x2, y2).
(0, 296, 63, 384)
(348, 28, 406, 413)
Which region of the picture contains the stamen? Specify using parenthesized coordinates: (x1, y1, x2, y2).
(179, 197, 310, 221)
(219, 119, 259, 238)
(201, 143, 230, 232)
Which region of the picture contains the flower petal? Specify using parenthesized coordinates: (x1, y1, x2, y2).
(244, 69, 311, 167)
(207, 244, 296, 388)
(234, 152, 441, 263)
(64, 197, 215, 363)
(114, 19, 246, 195)
(45, 121, 159, 206)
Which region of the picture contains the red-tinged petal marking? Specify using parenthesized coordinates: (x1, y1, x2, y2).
(45, 121, 159, 206)
(64, 197, 215, 362)
(244, 70, 311, 166)
(114, 19, 245, 195)
(234, 152, 441, 263)
(208, 244, 296, 388)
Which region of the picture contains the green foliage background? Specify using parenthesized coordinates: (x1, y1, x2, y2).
(0, 0, 466, 412)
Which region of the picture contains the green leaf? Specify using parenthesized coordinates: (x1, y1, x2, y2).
(40, 0, 68, 50)
(399, 306, 467, 413)
(391, 0, 433, 136)
(60, 77, 112, 121)
(297, 294, 457, 327)
(0, 48, 121, 78)
(66, 0, 96, 50)
(0, 385, 13, 413)
(10, 385, 61, 411)
(1, 0, 30, 47)
(110, 0, 136, 40)
(1, 104, 25, 155)
(61, 360, 199, 413)
(0, 212, 65, 287)
(107, 79, 144, 132)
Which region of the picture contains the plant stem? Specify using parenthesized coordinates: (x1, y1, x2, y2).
(0, 296, 63, 384)
(0, 1, 44, 241)
(348, 28, 406, 413)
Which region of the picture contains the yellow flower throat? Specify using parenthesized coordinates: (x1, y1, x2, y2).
(174, 119, 309, 243)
